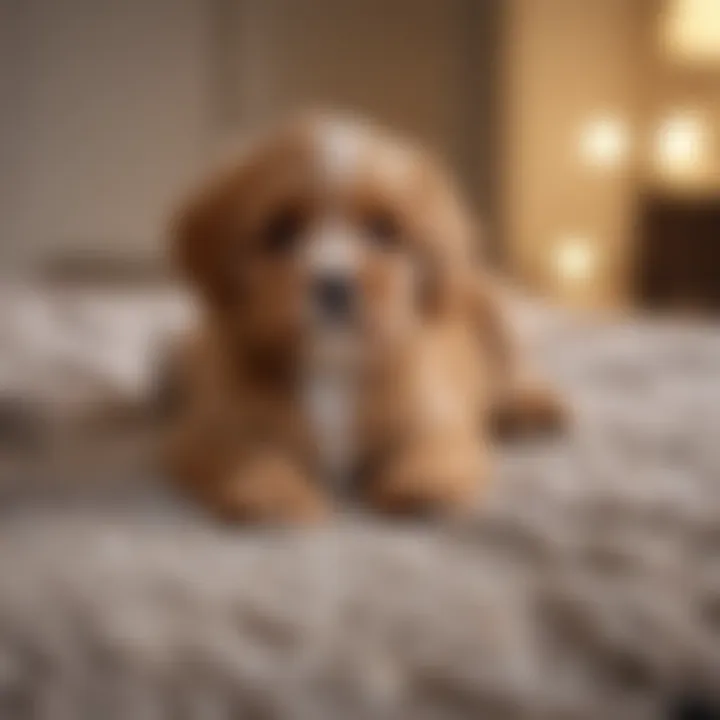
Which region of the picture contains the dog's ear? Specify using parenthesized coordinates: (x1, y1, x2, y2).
(170, 122, 307, 311)
(170, 167, 245, 310)
(416, 164, 476, 318)
(417, 244, 464, 319)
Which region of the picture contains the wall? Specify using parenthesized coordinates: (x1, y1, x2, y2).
(503, 0, 645, 308)
(0, 0, 210, 271)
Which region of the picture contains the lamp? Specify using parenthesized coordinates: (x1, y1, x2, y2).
(654, 110, 707, 178)
(554, 235, 596, 284)
(579, 116, 629, 170)
(662, 0, 720, 64)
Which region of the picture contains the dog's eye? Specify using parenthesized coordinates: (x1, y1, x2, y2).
(259, 206, 306, 254)
(363, 210, 401, 250)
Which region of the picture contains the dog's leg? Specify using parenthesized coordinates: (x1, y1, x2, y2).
(471, 274, 568, 439)
(160, 331, 329, 524)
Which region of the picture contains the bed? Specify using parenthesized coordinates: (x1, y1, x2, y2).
(1, 281, 719, 720)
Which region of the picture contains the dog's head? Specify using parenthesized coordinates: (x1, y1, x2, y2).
(173, 114, 476, 372)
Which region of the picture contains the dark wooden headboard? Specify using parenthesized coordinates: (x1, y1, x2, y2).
(635, 192, 720, 313)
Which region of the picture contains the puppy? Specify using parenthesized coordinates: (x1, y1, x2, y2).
(164, 113, 564, 523)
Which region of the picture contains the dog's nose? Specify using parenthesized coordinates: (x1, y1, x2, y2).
(312, 276, 356, 321)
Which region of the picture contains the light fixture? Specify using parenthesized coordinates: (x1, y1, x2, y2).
(654, 110, 707, 177)
(554, 235, 596, 284)
(579, 116, 629, 170)
(662, 0, 720, 65)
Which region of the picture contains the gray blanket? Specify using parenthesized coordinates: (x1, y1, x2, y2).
(1, 289, 719, 720)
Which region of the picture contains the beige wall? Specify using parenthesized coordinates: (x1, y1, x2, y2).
(0, 0, 210, 271)
(503, 0, 645, 307)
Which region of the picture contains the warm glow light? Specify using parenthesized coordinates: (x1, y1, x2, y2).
(663, 0, 720, 64)
(579, 117, 629, 169)
(555, 235, 596, 283)
(655, 111, 707, 177)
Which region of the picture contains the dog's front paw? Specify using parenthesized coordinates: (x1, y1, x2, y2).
(213, 455, 330, 525)
(367, 440, 486, 518)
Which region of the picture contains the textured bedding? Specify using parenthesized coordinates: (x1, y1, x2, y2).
(1, 284, 719, 720)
